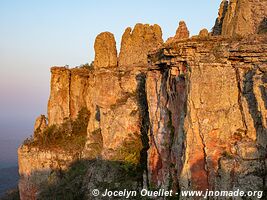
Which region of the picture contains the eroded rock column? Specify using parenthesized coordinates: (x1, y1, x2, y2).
(119, 23, 163, 66)
(94, 32, 118, 68)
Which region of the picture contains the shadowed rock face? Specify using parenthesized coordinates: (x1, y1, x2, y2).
(258, 17, 267, 34)
(94, 32, 117, 68)
(119, 23, 163, 67)
(213, 0, 267, 36)
(212, 0, 229, 35)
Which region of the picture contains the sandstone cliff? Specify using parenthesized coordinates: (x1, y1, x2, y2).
(18, 23, 161, 200)
(213, 0, 267, 36)
(147, 35, 267, 194)
(18, 0, 267, 199)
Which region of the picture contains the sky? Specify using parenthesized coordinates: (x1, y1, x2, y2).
(0, 0, 221, 141)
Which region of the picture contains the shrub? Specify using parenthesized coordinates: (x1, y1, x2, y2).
(25, 107, 90, 153)
(117, 132, 143, 165)
(80, 62, 94, 70)
(39, 161, 88, 200)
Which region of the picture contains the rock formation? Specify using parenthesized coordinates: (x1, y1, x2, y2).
(166, 21, 190, 43)
(118, 23, 163, 66)
(94, 32, 117, 68)
(33, 115, 47, 135)
(198, 28, 209, 38)
(174, 21, 190, 40)
(47, 67, 71, 125)
(18, 0, 267, 199)
(19, 52, 151, 200)
(212, 0, 228, 35)
(213, 0, 267, 36)
(18, 146, 77, 200)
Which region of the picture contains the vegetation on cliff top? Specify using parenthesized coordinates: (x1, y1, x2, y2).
(24, 107, 90, 153)
(79, 62, 94, 70)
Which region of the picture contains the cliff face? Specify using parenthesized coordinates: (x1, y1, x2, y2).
(212, 0, 267, 36)
(18, 146, 77, 200)
(18, 23, 161, 200)
(147, 35, 267, 193)
(18, 0, 267, 199)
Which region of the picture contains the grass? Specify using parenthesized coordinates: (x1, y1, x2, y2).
(116, 132, 143, 165)
(24, 107, 90, 153)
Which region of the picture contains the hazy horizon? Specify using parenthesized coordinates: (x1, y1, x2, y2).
(0, 0, 221, 141)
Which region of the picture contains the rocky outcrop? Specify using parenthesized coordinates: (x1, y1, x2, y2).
(166, 21, 190, 43)
(213, 0, 267, 36)
(83, 66, 147, 162)
(47, 67, 91, 125)
(198, 28, 209, 38)
(33, 115, 47, 138)
(118, 23, 163, 66)
(94, 32, 117, 68)
(47, 67, 70, 125)
(174, 21, 190, 40)
(69, 68, 89, 119)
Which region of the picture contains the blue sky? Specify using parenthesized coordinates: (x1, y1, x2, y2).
(0, 0, 221, 140)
